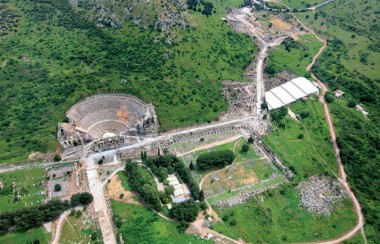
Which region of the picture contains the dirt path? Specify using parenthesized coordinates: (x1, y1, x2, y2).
(51, 206, 83, 244)
(51, 209, 71, 244)
(176, 135, 242, 157)
(293, 14, 366, 244)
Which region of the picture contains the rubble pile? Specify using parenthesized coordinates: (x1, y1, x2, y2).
(297, 175, 348, 215)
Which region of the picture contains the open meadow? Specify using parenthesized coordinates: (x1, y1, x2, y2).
(213, 187, 357, 243)
(279, 0, 327, 9)
(0, 167, 46, 212)
(264, 99, 338, 180)
(266, 33, 322, 77)
(59, 212, 98, 243)
(0, 226, 51, 244)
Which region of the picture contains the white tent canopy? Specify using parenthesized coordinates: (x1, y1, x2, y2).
(265, 77, 318, 110)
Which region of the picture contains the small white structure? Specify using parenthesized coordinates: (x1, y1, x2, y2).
(265, 77, 319, 110)
(355, 104, 368, 117)
(333, 89, 345, 98)
(167, 174, 191, 203)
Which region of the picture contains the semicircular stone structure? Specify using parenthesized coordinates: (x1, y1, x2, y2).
(57, 94, 158, 151)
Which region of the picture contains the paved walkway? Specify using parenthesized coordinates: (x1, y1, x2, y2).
(86, 157, 117, 244)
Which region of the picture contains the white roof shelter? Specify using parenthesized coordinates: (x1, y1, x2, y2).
(271, 86, 296, 105)
(281, 82, 306, 99)
(265, 77, 318, 110)
(291, 77, 319, 94)
(265, 90, 285, 110)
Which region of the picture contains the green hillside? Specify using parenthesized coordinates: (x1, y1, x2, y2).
(0, 0, 255, 162)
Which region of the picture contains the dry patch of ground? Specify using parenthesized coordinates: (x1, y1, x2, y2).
(270, 17, 292, 29)
(202, 163, 258, 194)
(28, 151, 51, 160)
(106, 175, 140, 205)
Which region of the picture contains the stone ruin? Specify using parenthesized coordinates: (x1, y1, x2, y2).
(251, 132, 294, 180)
(297, 175, 348, 215)
(222, 80, 256, 118)
(58, 94, 158, 154)
(264, 70, 298, 91)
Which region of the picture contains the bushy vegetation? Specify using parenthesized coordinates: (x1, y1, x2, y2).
(0, 199, 70, 235)
(111, 200, 207, 243)
(70, 192, 93, 207)
(196, 149, 235, 170)
(0, 0, 256, 162)
(144, 155, 201, 201)
(124, 160, 162, 211)
(169, 200, 200, 222)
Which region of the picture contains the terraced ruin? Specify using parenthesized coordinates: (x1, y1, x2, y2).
(58, 94, 158, 154)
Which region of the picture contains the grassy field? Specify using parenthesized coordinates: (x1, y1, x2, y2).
(266, 34, 322, 77)
(182, 138, 271, 182)
(264, 99, 338, 180)
(344, 231, 366, 244)
(279, 0, 327, 9)
(0, 0, 256, 162)
(0, 168, 46, 212)
(0, 226, 51, 244)
(59, 213, 95, 244)
(180, 137, 284, 203)
(117, 171, 132, 191)
(296, 5, 379, 82)
(111, 200, 209, 243)
(213, 187, 357, 243)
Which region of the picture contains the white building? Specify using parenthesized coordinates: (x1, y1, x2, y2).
(265, 77, 319, 110)
(167, 174, 191, 203)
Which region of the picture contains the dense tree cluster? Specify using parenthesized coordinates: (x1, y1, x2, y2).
(145, 155, 201, 200)
(70, 192, 94, 207)
(196, 150, 235, 170)
(0, 199, 70, 235)
(187, 0, 214, 16)
(169, 200, 199, 222)
(124, 161, 162, 211)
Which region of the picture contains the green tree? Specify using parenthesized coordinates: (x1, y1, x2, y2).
(54, 184, 61, 192)
(248, 137, 254, 144)
(54, 155, 61, 162)
(241, 144, 249, 154)
(347, 100, 356, 107)
(199, 190, 205, 201)
(169, 200, 199, 222)
(189, 161, 194, 170)
(71, 192, 94, 207)
(165, 185, 175, 195)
